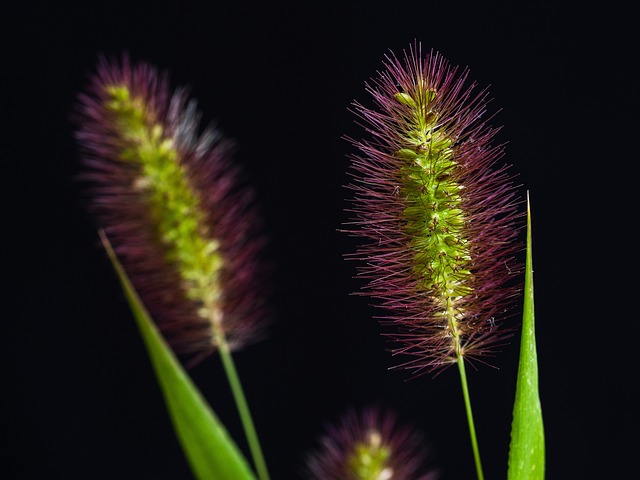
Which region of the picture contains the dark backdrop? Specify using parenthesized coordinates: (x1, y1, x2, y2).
(5, 1, 634, 479)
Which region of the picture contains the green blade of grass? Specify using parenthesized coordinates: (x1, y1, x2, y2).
(507, 193, 545, 480)
(100, 230, 256, 480)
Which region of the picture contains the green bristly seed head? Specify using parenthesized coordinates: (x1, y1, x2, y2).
(347, 46, 522, 371)
(105, 84, 225, 332)
(348, 430, 393, 480)
(396, 85, 472, 350)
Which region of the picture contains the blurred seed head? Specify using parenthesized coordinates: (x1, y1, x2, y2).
(74, 55, 269, 363)
(306, 407, 437, 480)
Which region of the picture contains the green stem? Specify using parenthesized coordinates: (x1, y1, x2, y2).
(457, 355, 485, 480)
(218, 344, 270, 480)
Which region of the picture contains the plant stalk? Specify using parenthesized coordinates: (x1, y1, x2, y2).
(218, 343, 270, 480)
(457, 355, 485, 480)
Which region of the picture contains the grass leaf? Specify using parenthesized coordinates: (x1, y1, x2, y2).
(100, 230, 257, 480)
(507, 193, 545, 480)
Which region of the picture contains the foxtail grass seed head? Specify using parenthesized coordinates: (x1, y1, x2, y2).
(305, 408, 437, 480)
(74, 55, 268, 362)
(346, 43, 522, 374)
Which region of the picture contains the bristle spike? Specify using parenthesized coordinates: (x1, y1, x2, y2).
(345, 45, 522, 374)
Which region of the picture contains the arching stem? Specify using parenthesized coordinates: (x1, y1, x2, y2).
(457, 355, 485, 480)
(217, 342, 271, 480)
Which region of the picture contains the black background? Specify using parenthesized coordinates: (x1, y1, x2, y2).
(5, 1, 635, 479)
